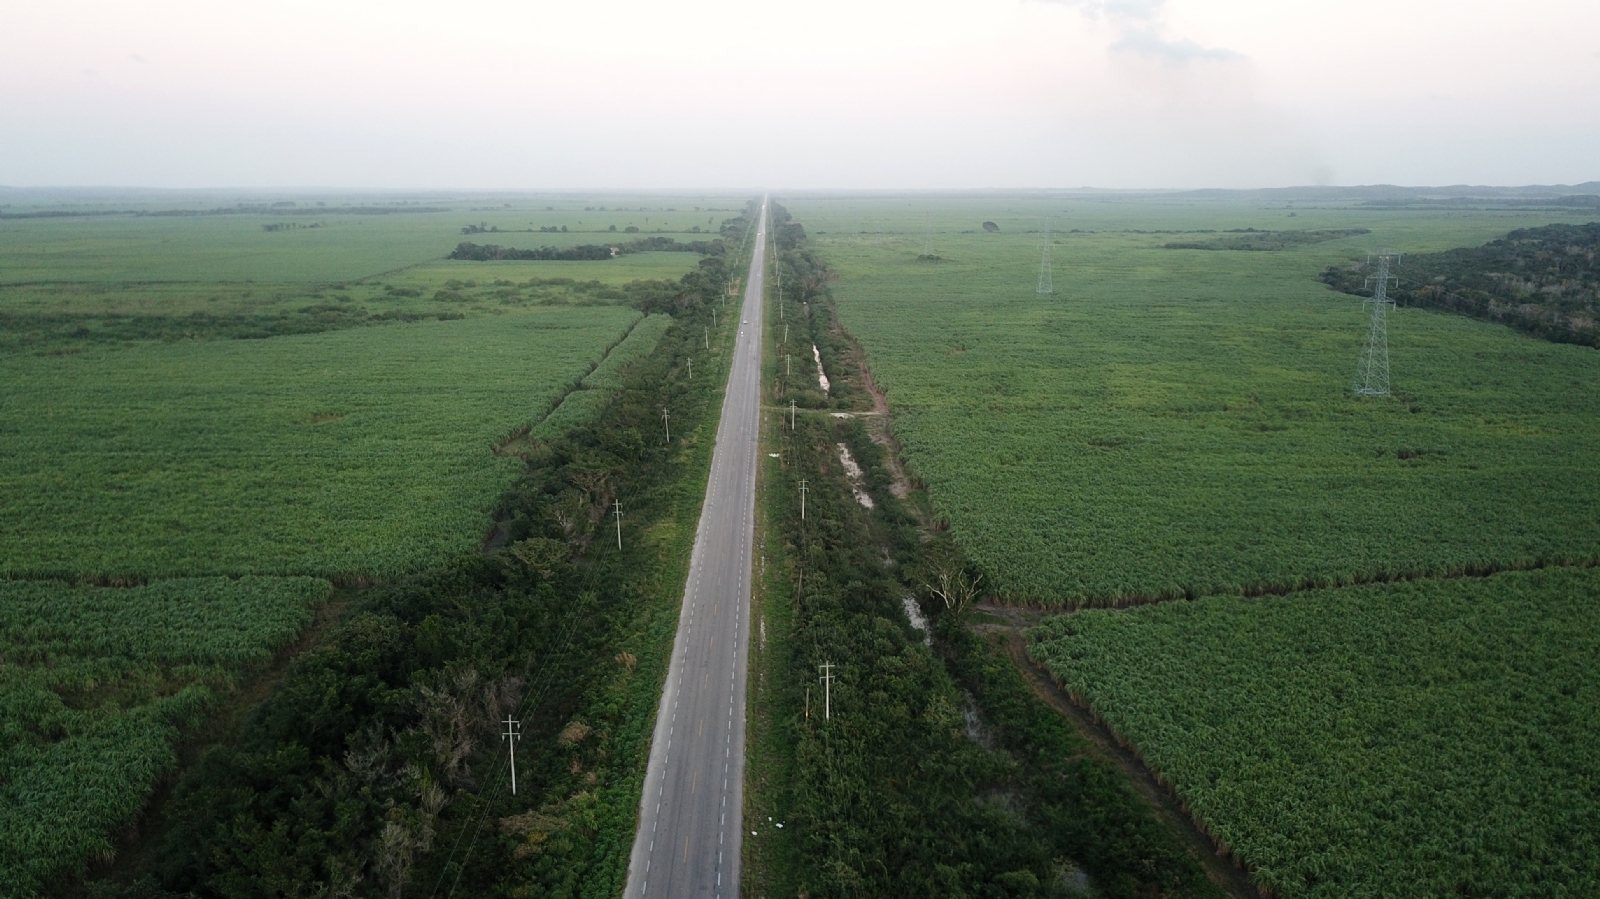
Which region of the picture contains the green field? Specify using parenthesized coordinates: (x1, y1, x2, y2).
(781, 195, 1600, 898)
(0, 577, 331, 896)
(787, 196, 1600, 604)
(0, 193, 745, 581)
(0, 308, 646, 580)
(0, 192, 748, 893)
(1028, 568, 1600, 898)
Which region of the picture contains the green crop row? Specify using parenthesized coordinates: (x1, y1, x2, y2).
(0, 307, 643, 581)
(788, 196, 1600, 605)
(0, 576, 332, 896)
(1028, 567, 1600, 898)
(1, 576, 329, 666)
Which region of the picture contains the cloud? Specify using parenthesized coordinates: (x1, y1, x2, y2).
(1039, 0, 1163, 23)
(1112, 30, 1241, 64)
(1036, 0, 1241, 64)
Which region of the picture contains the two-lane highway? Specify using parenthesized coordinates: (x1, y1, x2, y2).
(625, 199, 768, 899)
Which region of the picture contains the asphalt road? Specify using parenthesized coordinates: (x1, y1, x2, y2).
(625, 200, 767, 899)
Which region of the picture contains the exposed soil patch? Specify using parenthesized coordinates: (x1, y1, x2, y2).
(972, 604, 1262, 899)
(856, 361, 912, 499)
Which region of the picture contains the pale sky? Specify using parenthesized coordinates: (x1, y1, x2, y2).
(2, 0, 1596, 189)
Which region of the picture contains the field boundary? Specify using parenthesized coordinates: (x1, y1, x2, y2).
(973, 608, 1262, 899)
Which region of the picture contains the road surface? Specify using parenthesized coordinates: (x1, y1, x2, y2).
(625, 200, 767, 899)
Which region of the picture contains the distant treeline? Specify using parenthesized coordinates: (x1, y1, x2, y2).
(449, 236, 725, 262)
(1321, 222, 1600, 347)
(0, 206, 450, 220)
(1164, 228, 1369, 251)
(0, 306, 465, 350)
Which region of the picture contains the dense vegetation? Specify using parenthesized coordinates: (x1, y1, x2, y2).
(95, 240, 745, 899)
(748, 214, 1226, 898)
(450, 243, 616, 261)
(761, 410, 1223, 898)
(1163, 228, 1369, 251)
(1322, 221, 1600, 347)
(0, 577, 332, 896)
(448, 236, 725, 262)
(1029, 567, 1600, 898)
(791, 198, 1600, 605)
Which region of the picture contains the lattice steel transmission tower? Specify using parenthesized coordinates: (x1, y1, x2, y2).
(1036, 221, 1054, 295)
(1353, 249, 1401, 396)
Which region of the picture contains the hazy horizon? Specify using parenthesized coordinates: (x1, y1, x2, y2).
(3, 0, 1597, 191)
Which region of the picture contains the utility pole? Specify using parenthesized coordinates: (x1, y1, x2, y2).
(687, 358, 691, 379)
(704, 327, 709, 350)
(789, 399, 796, 430)
(661, 407, 670, 444)
(799, 479, 807, 520)
(783, 323, 788, 346)
(786, 354, 792, 379)
(502, 716, 521, 795)
(613, 499, 623, 549)
(712, 309, 716, 328)
(818, 662, 834, 721)
(1354, 250, 1401, 396)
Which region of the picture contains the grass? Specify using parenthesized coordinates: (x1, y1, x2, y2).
(787, 196, 1600, 605)
(1028, 568, 1600, 899)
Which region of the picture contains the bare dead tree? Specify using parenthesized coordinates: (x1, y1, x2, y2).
(921, 560, 983, 618)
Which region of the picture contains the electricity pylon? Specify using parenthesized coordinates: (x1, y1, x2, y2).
(1036, 221, 1053, 295)
(1353, 250, 1401, 396)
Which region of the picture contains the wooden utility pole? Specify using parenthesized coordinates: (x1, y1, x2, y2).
(662, 407, 671, 444)
(818, 662, 834, 721)
(789, 399, 796, 430)
(687, 358, 692, 379)
(613, 500, 623, 549)
(502, 716, 521, 795)
(799, 479, 807, 520)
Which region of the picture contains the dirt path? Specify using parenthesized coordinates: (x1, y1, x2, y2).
(855, 361, 912, 498)
(973, 605, 1262, 899)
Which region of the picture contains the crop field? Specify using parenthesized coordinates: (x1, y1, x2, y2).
(0, 307, 645, 580)
(1028, 568, 1600, 898)
(0, 576, 331, 895)
(0, 191, 751, 892)
(786, 196, 1600, 604)
(0, 191, 745, 284)
(0, 192, 748, 580)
